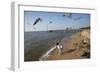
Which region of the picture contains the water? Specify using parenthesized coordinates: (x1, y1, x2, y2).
(24, 30, 77, 61)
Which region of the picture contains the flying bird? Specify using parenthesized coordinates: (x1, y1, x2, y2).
(32, 17, 42, 31)
(49, 21, 52, 24)
(33, 17, 42, 25)
(74, 17, 82, 20)
(68, 13, 72, 19)
(62, 13, 68, 16)
(63, 13, 72, 19)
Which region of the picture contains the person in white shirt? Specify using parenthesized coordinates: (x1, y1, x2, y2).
(56, 41, 63, 56)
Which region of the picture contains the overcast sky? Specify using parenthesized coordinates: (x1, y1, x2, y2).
(24, 11, 90, 31)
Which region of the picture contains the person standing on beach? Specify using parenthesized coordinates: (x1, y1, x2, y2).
(56, 41, 63, 56)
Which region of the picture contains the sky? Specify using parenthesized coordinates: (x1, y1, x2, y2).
(24, 11, 90, 31)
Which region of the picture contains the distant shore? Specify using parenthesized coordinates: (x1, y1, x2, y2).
(39, 28, 90, 61)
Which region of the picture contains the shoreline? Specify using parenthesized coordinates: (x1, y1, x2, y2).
(39, 29, 90, 61)
(25, 30, 77, 61)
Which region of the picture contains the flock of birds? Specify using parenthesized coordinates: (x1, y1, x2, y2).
(28, 13, 82, 31)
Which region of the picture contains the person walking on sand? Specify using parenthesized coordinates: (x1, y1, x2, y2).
(56, 41, 63, 56)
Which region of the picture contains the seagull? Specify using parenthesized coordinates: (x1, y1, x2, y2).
(74, 17, 82, 20)
(33, 17, 42, 25)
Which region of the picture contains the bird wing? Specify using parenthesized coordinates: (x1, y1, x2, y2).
(33, 18, 41, 25)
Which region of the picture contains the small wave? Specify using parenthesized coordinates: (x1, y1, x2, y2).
(39, 46, 57, 61)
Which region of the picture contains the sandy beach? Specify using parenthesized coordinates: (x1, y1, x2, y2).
(24, 11, 90, 61)
(39, 29, 90, 61)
